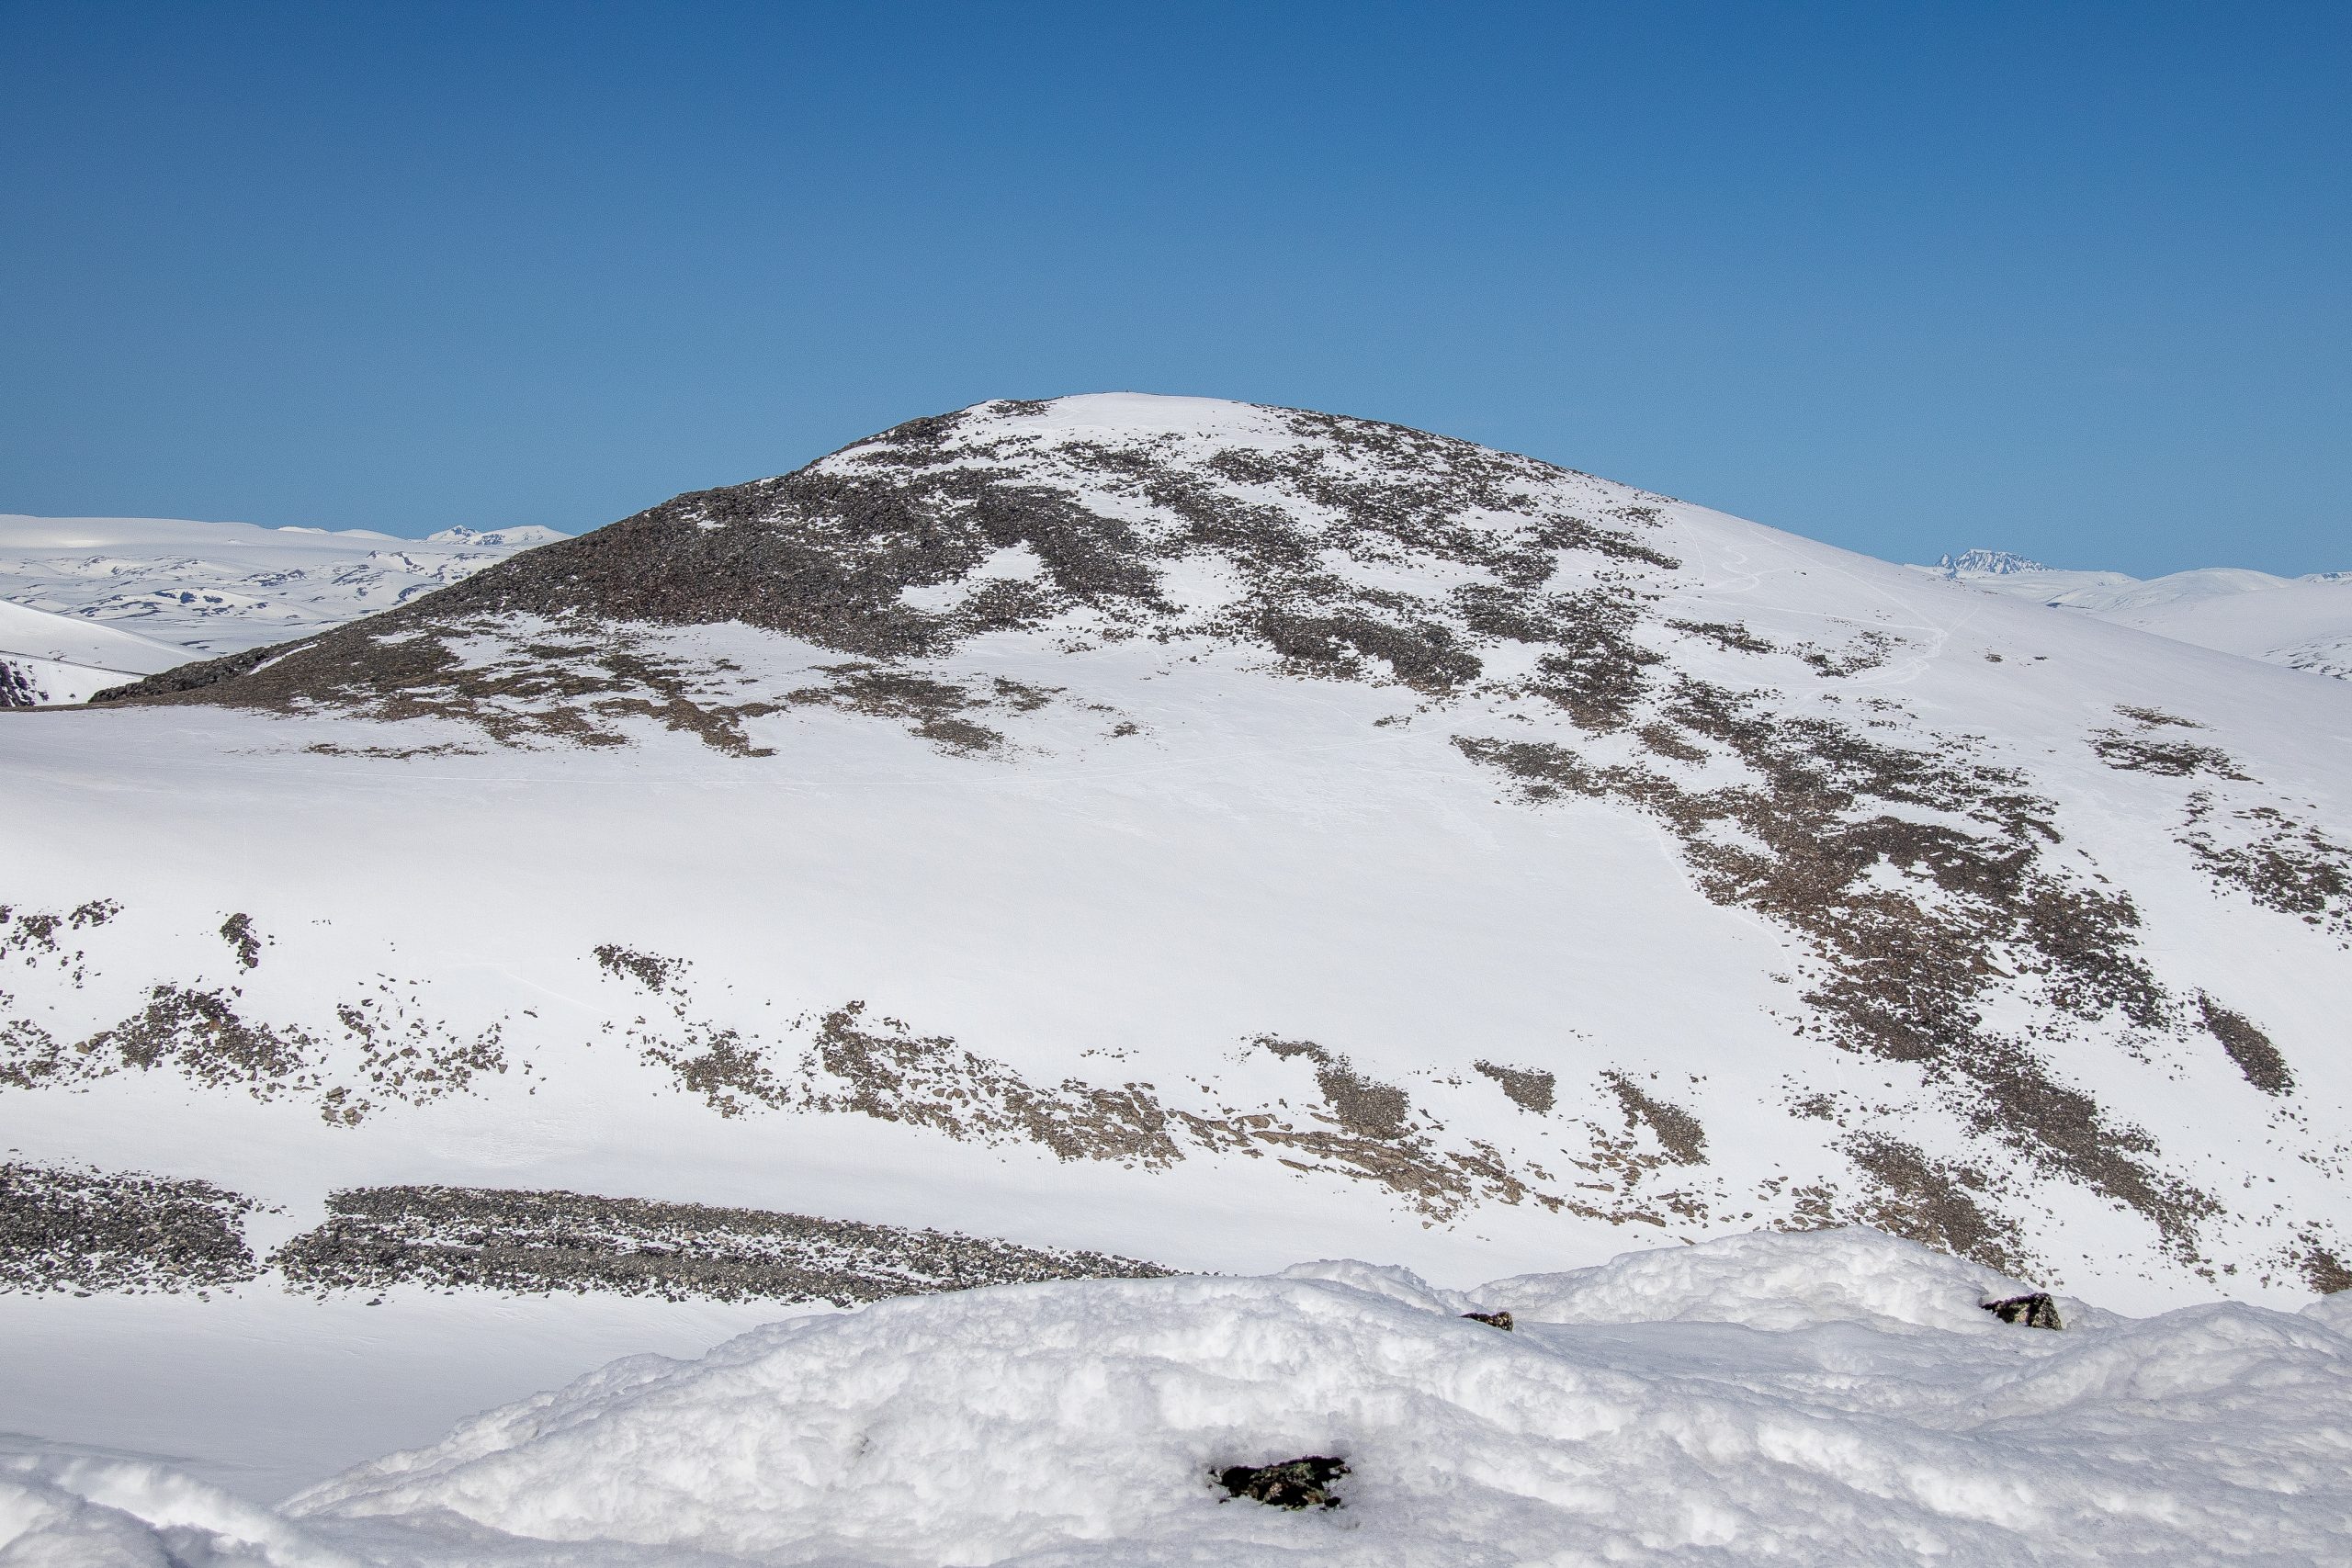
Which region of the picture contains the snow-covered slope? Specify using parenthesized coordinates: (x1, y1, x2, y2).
(7, 396, 2348, 1316)
(0, 599, 189, 706)
(1918, 551, 2352, 679)
(7, 395, 2350, 1555)
(6, 1228, 2349, 1566)
(0, 513, 566, 664)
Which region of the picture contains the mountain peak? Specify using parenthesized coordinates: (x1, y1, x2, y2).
(1933, 548, 2046, 576)
(33, 397, 2352, 1305)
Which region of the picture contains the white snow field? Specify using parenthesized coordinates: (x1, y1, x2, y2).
(0, 513, 565, 663)
(0, 599, 190, 705)
(5, 1229, 2349, 1566)
(1917, 550, 2352, 680)
(4, 396, 2349, 1562)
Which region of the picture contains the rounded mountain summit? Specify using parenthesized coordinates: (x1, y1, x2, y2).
(23, 393, 2352, 1305)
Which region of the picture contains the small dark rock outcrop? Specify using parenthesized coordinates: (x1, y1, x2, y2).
(1981, 1292, 2064, 1329)
(1461, 1309, 1514, 1330)
(1215, 1457, 1350, 1510)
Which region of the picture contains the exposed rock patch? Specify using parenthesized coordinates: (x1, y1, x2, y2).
(1, 1157, 263, 1294)
(1601, 1072, 1707, 1165)
(2091, 728, 2252, 781)
(2181, 795, 2352, 943)
(1214, 1457, 1348, 1511)
(2, 979, 510, 1125)
(2197, 995, 2294, 1095)
(271, 1184, 1169, 1306)
(592, 956, 1664, 1223)
(1840, 1134, 2035, 1278)
(1452, 681, 2209, 1261)
(1473, 1060, 1555, 1113)
(1982, 1292, 2064, 1329)
(219, 912, 264, 969)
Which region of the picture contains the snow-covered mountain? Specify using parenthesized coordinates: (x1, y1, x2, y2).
(1919, 548, 2352, 680)
(5, 396, 2350, 1550)
(0, 513, 566, 703)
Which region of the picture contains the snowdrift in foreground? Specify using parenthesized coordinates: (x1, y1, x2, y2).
(14, 1229, 2345, 1567)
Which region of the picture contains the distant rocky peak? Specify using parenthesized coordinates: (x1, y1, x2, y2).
(1933, 549, 2046, 577)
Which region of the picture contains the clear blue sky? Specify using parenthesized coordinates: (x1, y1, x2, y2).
(3, 2, 2345, 574)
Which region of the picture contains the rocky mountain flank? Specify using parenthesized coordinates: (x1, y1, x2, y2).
(38, 395, 2352, 1299)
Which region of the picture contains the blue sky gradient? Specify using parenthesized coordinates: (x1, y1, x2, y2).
(3, 2, 2345, 573)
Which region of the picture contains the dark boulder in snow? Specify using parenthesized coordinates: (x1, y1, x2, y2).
(1982, 1292, 2064, 1329)
(1213, 1456, 1348, 1510)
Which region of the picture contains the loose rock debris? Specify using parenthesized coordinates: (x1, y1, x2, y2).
(1981, 1292, 2064, 1329)
(270, 1183, 1171, 1305)
(1214, 1457, 1350, 1510)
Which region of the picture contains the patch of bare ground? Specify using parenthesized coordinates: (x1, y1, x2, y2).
(2115, 705, 2201, 728)
(1213, 1037, 1556, 1216)
(1600, 1072, 1707, 1164)
(3, 899, 120, 987)
(2092, 704, 2250, 780)
(3, 1157, 264, 1294)
(98, 621, 795, 755)
(270, 1185, 1168, 1305)
(2196, 994, 2294, 1095)
(219, 912, 264, 969)
(775, 664, 1065, 756)
(1796, 628, 1905, 677)
(1667, 619, 1775, 655)
(806, 1002, 1179, 1165)
(0, 979, 511, 1125)
(1473, 1060, 1555, 1113)
(2090, 729, 2253, 781)
(593, 954, 1632, 1222)
(1837, 1134, 2037, 1277)
(2180, 795, 2352, 942)
(2299, 1240, 2352, 1295)
(1453, 676, 2218, 1261)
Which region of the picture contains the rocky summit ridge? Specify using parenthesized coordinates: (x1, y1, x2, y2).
(94, 396, 1682, 752)
(16, 394, 2352, 1306)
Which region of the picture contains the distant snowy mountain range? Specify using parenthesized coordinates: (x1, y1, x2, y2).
(0, 515, 563, 704)
(3, 399, 2348, 1559)
(1916, 547, 2352, 681)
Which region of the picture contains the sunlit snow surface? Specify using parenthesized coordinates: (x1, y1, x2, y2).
(6, 399, 2352, 1562)
(0, 514, 565, 695)
(5, 1229, 2348, 1566)
(1919, 557, 2352, 680)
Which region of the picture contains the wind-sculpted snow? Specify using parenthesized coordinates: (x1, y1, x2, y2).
(224, 1228, 2352, 1565)
(0, 1449, 359, 1568)
(8, 394, 2352, 1308)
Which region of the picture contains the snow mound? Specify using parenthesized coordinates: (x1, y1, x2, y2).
(279, 1232, 2352, 1566)
(1272, 1258, 1476, 1316)
(0, 1445, 353, 1567)
(1477, 1224, 2051, 1333)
